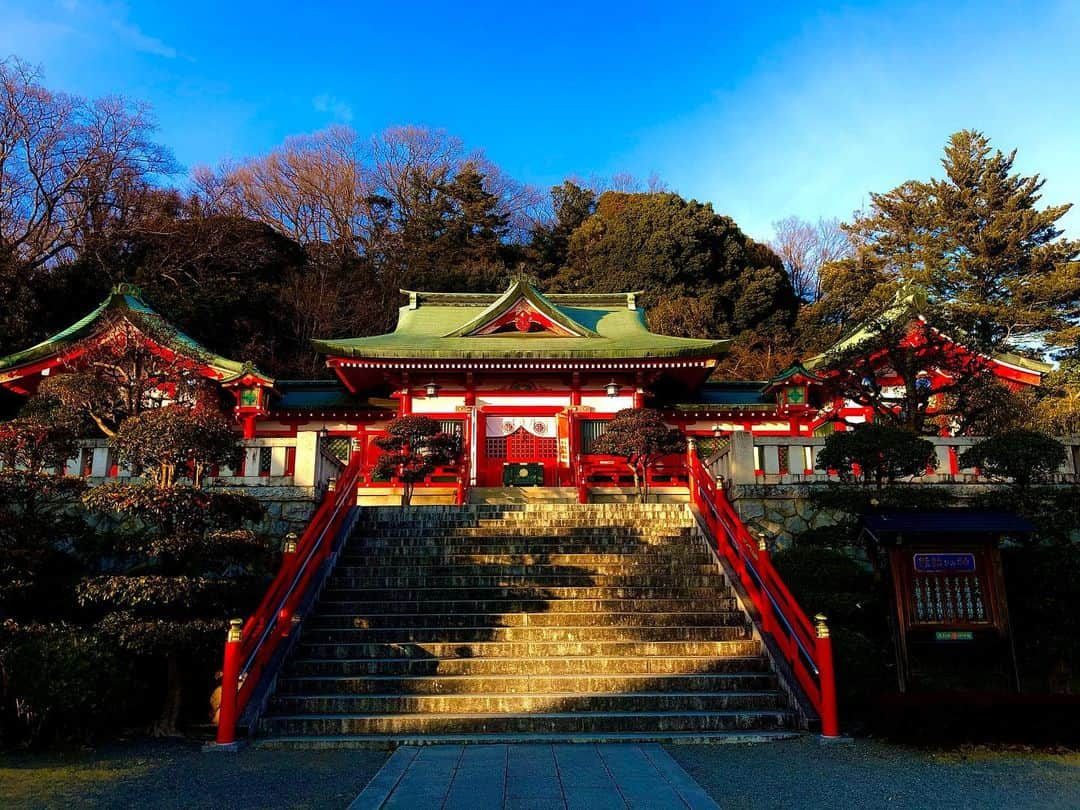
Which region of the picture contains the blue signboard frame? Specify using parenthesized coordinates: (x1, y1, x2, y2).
(913, 552, 976, 573)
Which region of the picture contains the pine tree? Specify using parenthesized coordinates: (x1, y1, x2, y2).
(847, 130, 1080, 354)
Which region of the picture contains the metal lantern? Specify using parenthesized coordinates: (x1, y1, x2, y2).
(605, 379, 620, 398)
(425, 381, 440, 398)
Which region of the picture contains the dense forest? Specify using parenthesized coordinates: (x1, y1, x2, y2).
(2, 58, 1078, 394)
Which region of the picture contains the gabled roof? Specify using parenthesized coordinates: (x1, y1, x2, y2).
(803, 285, 929, 370)
(313, 280, 730, 361)
(765, 362, 827, 390)
(803, 284, 1052, 378)
(0, 284, 273, 386)
(445, 278, 600, 338)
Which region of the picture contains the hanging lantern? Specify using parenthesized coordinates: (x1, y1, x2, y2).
(605, 379, 620, 398)
(425, 381, 440, 398)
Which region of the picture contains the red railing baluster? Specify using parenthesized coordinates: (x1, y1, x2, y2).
(214, 452, 362, 746)
(685, 449, 840, 738)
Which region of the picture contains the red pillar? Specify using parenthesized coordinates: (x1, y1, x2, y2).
(815, 614, 840, 738)
(215, 619, 243, 745)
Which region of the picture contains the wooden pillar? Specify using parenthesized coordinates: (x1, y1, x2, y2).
(399, 372, 411, 415)
(465, 371, 476, 407)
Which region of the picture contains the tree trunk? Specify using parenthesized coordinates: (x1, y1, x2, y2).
(151, 654, 184, 737)
(628, 461, 644, 503)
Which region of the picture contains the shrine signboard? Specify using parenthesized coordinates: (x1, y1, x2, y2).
(861, 510, 1029, 693)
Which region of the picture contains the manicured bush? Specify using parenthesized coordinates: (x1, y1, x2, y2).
(771, 546, 892, 730)
(815, 423, 937, 487)
(374, 415, 462, 505)
(109, 405, 242, 487)
(1002, 545, 1080, 693)
(959, 429, 1067, 489)
(590, 408, 685, 502)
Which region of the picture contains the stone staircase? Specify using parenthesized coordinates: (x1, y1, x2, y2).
(257, 503, 799, 746)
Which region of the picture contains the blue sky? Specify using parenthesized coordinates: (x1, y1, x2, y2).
(2, 0, 1078, 241)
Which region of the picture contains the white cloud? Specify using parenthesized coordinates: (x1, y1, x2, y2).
(313, 93, 353, 122)
(110, 19, 177, 59)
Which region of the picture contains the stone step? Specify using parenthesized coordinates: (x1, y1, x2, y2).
(336, 551, 715, 565)
(274, 671, 779, 695)
(312, 598, 739, 615)
(255, 730, 800, 748)
(285, 654, 770, 678)
(307, 610, 746, 629)
(299, 625, 751, 644)
(353, 527, 696, 538)
(324, 574, 728, 589)
(294, 639, 761, 659)
(342, 542, 702, 555)
(259, 709, 795, 736)
(267, 690, 787, 715)
(331, 563, 718, 578)
(319, 586, 730, 602)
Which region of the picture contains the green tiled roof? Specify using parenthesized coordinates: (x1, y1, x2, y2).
(313, 280, 730, 361)
(0, 284, 273, 384)
(803, 285, 1052, 376)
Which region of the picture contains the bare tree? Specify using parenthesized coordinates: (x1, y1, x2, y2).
(769, 216, 852, 303)
(192, 126, 373, 254)
(0, 57, 175, 271)
(195, 124, 541, 256)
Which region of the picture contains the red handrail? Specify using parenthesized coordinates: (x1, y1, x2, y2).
(216, 452, 362, 745)
(686, 446, 839, 737)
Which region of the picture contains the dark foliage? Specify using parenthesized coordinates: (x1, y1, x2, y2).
(0, 624, 142, 745)
(589, 408, 685, 502)
(959, 430, 1068, 489)
(815, 424, 938, 488)
(373, 415, 462, 506)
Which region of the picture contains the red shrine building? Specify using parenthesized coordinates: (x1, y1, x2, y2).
(0, 280, 1050, 500)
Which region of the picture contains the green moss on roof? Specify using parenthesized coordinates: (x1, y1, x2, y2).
(313, 281, 730, 361)
(0, 284, 273, 384)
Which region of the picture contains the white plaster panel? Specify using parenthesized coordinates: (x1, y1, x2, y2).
(581, 395, 634, 411)
(477, 395, 569, 407)
(411, 395, 466, 413)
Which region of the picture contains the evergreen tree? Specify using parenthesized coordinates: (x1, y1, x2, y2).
(529, 181, 597, 281)
(79, 407, 266, 736)
(551, 191, 798, 342)
(847, 130, 1079, 353)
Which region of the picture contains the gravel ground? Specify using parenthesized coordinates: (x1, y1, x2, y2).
(667, 737, 1080, 810)
(3, 737, 1077, 809)
(0, 739, 387, 810)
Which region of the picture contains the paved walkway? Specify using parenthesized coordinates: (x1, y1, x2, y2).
(348, 743, 719, 810)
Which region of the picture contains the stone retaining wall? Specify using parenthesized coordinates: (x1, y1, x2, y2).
(220, 483, 318, 538)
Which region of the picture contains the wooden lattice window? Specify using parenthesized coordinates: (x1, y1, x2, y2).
(323, 437, 352, 464)
(258, 447, 273, 477)
(486, 436, 508, 459)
